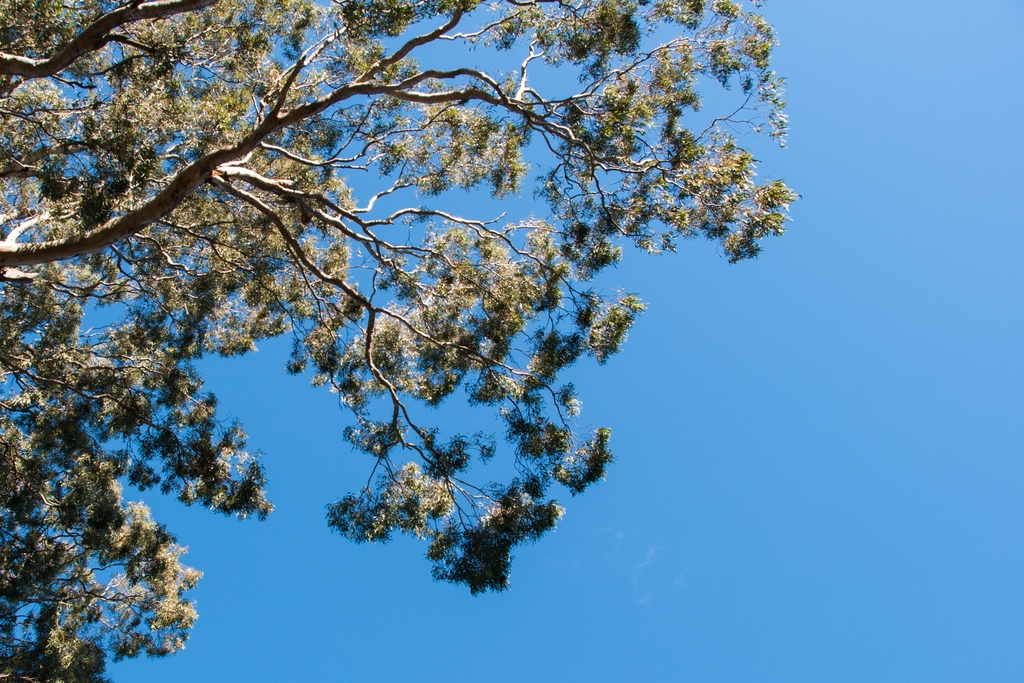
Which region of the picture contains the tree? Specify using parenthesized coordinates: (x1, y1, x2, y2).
(0, 0, 793, 679)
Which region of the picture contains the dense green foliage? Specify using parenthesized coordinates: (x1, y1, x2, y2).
(0, 0, 793, 679)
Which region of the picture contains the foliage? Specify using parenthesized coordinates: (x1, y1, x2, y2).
(0, 0, 794, 678)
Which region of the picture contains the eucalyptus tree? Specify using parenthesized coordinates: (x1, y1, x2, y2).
(0, 0, 794, 679)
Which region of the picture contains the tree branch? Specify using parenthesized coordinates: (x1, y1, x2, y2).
(0, 0, 219, 78)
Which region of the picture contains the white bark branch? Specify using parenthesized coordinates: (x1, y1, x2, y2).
(0, 0, 219, 78)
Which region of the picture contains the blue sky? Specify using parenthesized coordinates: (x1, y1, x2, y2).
(114, 1, 1024, 681)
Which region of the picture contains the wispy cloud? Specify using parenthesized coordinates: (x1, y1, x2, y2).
(636, 545, 659, 572)
(632, 545, 660, 587)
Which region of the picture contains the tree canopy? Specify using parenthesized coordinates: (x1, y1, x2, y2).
(0, 0, 793, 679)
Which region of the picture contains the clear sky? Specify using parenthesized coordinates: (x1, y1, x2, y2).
(113, 1, 1024, 681)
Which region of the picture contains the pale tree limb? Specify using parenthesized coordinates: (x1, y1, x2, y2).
(0, 0, 219, 78)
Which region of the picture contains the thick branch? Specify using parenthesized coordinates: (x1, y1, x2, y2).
(0, 0, 218, 78)
(0, 146, 230, 267)
(0, 143, 87, 178)
(0, 78, 388, 268)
